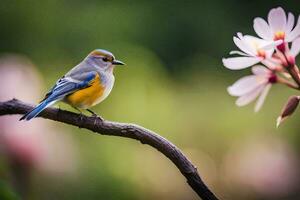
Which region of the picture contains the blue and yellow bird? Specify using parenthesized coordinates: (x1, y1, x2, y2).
(20, 49, 125, 121)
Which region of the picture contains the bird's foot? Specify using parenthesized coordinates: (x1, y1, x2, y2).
(87, 109, 104, 122)
(92, 114, 104, 122)
(77, 112, 84, 128)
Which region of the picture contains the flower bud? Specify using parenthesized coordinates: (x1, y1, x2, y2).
(287, 55, 295, 66)
(276, 41, 286, 53)
(277, 96, 300, 127)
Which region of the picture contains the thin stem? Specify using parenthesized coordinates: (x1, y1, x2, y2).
(286, 67, 300, 87)
(277, 76, 300, 90)
(282, 53, 300, 88)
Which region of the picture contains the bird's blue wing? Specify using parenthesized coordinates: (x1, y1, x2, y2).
(42, 72, 97, 102)
(20, 71, 97, 121)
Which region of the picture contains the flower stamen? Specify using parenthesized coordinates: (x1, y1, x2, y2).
(274, 31, 285, 41)
(257, 49, 266, 58)
(274, 31, 286, 52)
(268, 74, 277, 83)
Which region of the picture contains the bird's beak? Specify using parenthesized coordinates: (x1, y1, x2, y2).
(112, 60, 125, 66)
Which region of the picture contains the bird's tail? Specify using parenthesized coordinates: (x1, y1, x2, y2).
(20, 99, 56, 121)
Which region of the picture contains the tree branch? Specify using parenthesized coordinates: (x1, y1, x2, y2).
(0, 99, 219, 200)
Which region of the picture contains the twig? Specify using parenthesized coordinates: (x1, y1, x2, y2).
(277, 76, 299, 90)
(282, 53, 300, 88)
(0, 99, 219, 200)
(286, 66, 300, 88)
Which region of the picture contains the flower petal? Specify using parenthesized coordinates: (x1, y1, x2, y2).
(253, 17, 273, 40)
(286, 12, 295, 33)
(261, 39, 282, 50)
(229, 50, 249, 56)
(287, 16, 300, 42)
(268, 7, 287, 31)
(261, 59, 278, 70)
(228, 75, 265, 96)
(254, 83, 272, 112)
(236, 85, 265, 106)
(251, 65, 270, 75)
(222, 56, 261, 70)
(290, 37, 300, 56)
(242, 35, 276, 51)
(233, 36, 255, 56)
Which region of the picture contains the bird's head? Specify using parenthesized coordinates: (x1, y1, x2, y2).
(85, 49, 125, 71)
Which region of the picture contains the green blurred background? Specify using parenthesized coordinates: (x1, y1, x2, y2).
(1, 1, 300, 200)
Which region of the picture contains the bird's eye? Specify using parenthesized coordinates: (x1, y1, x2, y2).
(102, 57, 109, 62)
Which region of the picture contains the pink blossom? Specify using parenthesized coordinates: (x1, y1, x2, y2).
(254, 7, 300, 43)
(222, 135, 298, 197)
(290, 37, 300, 57)
(227, 65, 276, 112)
(0, 55, 77, 174)
(222, 33, 281, 70)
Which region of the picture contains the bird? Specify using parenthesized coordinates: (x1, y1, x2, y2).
(20, 49, 125, 121)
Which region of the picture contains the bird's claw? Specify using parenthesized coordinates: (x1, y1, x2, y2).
(92, 113, 104, 121)
(87, 109, 104, 122)
(77, 113, 84, 128)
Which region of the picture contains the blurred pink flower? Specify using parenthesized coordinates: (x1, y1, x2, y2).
(222, 135, 299, 198)
(254, 7, 300, 43)
(227, 65, 276, 112)
(0, 55, 42, 102)
(222, 33, 281, 70)
(0, 55, 77, 175)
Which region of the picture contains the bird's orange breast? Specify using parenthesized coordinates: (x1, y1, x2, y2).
(65, 73, 105, 109)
